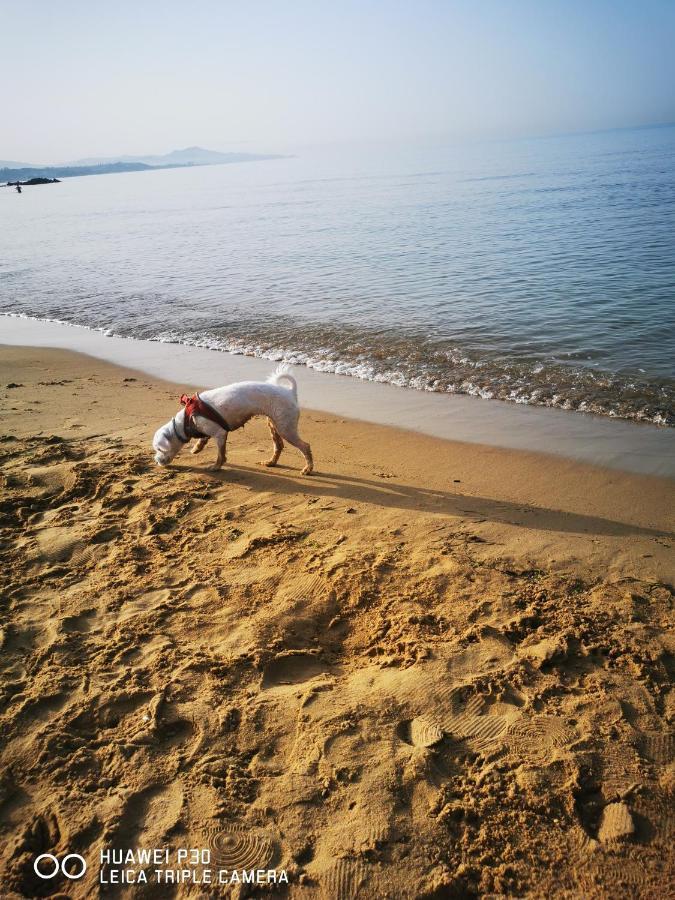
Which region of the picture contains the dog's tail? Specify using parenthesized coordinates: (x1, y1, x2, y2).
(267, 363, 298, 401)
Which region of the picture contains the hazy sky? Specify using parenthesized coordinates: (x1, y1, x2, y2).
(3, 0, 674, 162)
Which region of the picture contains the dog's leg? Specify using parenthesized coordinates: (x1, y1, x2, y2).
(212, 432, 228, 470)
(277, 426, 313, 475)
(191, 437, 209, 455)
(262, 419, 284, 467)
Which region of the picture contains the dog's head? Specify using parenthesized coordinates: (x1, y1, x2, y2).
(152, 420, 182, 466)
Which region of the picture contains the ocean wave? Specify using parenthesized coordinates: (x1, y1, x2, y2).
(3, 312, 672, 427)
(152, 328, 673, 427)
(4, 311, 119, 338)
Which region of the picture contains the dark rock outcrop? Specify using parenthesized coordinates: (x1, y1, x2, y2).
(6, 177, 61, 186)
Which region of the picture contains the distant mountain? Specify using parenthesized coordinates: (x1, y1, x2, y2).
(2, 162, 156, 182)
(2, 146, 288, 184)
(66, 146, 285, 167)
(0, 159, 42, 168)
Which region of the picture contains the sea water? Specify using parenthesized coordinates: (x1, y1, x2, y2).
(2, 125, 674, 425)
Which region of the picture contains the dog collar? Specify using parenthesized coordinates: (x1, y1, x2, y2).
(172, 415, 190, 443)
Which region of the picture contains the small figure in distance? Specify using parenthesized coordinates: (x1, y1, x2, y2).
(15, 183, 22, 193)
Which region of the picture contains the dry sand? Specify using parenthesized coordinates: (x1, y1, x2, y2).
(0, 346, 673, 899)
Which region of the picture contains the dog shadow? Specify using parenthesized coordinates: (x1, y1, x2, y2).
(174, 461, 672, 540)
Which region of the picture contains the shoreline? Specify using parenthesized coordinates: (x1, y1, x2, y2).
(2, 345, 673, 578)
(3, 314, 675, 479)
(0, 344, 673, 898)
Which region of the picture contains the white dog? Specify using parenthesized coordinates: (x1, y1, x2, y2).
(152, 365, 313, 474)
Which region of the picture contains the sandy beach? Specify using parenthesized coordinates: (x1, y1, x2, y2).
(1, 345, 673, 898)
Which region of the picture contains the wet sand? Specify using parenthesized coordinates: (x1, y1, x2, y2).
(0, 346, 673, 898)
(3, 315, 675, 478)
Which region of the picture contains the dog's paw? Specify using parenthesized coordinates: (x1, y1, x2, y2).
(261, 459, 278, 468)
(301, 467, 313, 476)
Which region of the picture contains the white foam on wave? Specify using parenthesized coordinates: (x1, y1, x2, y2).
(5, 311, 128, 341)
(2, 313, 671, 427)
(151, 330, 672, 426)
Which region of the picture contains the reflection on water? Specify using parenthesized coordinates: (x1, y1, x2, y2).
(2, 126, 674, 424)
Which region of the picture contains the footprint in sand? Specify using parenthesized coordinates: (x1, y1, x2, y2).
(116, 588, 174, 623)
(569, 797, 652, 877)
(60, 609, 97, 634)
(177, 706, 222, 770)
(575, 853, 667, 898)
(320, 859, 370, 899)
(597, 801, 635, 843)
(17, 691, 71, 726)
(105, 781, 184, 866)
(631, 790, 674, 842)
(68, 541, 106, 569)
(26, 462, 77, 496)
(0, 780, 31, 834)
(276, 571, 328, 603)
(70, 691, 154, 735)
(397, 716, 444, 748)
(636, 731, 674, 766)
(129, 697, 196, 751)
(108, 633, 172, 672)
(566, 823, 600, 863)
(445, 631, 515, 679)
(261, 651, 329, 690)
(28, 524, 116, 569)
(505, 715, 576, 762)
(6, 811, 64, 897)
(203, 823, 276, 871)
(226, 522, 307, 560)
(31, 526, 85, 565)
(89, 525, 122, 544)
(322, 728, 367, 772)
(599, 743, 643, 800)
(428, 687, 514, 753)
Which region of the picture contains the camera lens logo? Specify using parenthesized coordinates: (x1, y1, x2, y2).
(34, 853, 87, 880)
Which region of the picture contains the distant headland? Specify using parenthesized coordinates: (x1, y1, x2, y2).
(8, 177, 60, 186)
(2, 146, 288, 184)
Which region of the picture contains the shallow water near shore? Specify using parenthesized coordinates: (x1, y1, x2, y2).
(2, 126, 674, 425)
(3, 315, 675, 478)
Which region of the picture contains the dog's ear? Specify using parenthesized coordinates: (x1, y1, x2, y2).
(180, 394, 190, 406)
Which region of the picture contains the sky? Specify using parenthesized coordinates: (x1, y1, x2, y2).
(3, 0, 675, 163)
